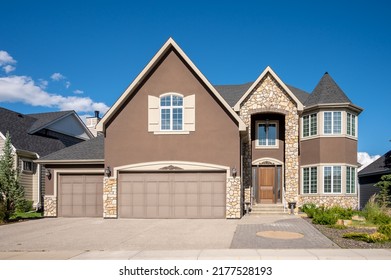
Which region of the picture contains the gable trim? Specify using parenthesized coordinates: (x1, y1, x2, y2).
(96, 38, 246, 131)
(233, 66, 304, 112)
(29, 111, 94, 139)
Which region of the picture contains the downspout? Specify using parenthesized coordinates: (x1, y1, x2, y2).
(36, 154, 41, 211)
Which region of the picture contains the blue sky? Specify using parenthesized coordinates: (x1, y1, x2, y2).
(0, 0, 390, 156)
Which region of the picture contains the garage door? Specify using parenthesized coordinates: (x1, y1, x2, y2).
(58, 174, 103, 217)
(119, 172, 226, 218)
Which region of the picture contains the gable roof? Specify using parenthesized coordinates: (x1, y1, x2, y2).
(233, 66, 304, 111)
(27, 111, 73, 133)
(96, 38, 246, 131)
(0, 107, 91, 157)
(358, 150, 391, 177)
(36, 135, 104, 163)
(215, 82, 310, 108)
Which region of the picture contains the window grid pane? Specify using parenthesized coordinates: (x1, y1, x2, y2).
(303, 116, 309, 137)
(347, 113, 351, 135)
(333, 112, 342, 134)
(268, 124, 276, 145)
(258, 124, 267, 145)
(172, 108, 183, 130)
(333, 166, 341, 193)
(161, 109, 170, 130)
(346, 167, 351, 193)
(324, 167, 332, 193)
(324, 112, 332, 134)
(311, 167, 317, 193)
(310, 114, 317, 135)
(351, 168, 356, 193)
(352, 115, 356, 136)
(303, 168, 309, 194)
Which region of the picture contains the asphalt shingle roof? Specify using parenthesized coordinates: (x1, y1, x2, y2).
(358, 150, 391, 177)
(305, 72, 352, 106)
(38, 135, 104, 161)
(214, 82, 310, 107)
(0, 107, 80, 157)
(27, 111, 73, 133)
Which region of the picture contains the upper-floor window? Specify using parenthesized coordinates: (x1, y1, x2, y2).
(324, 112, 341, 135)
(256, 121, 278, 147)
(303, 167, 317, 194)
(323, 166, 341, 193)
(160, 94, 183, 131)
(303, 113, 317, 137)
(347, 113, 357, 137)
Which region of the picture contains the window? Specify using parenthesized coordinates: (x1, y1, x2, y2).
(303, 167, 317, 194)
(256, 121, 277, 147)
(347, 113, 357, 137)
(323, 166, 341, 193)
(324, 112, 341, 135)
(303, 113, 317, 137)
(22, 160, 33, 173)
(346, 166, 356, 193)
(160, 94, 183, 131)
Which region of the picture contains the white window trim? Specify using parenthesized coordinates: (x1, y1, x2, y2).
(346, 112, 358, 138)
(302, 166, 318, 194)
(323, 111, 342, 135)
(160, 93, 184, 132)
(255, 121, 279, 149)
(346, 165, 357, 194)
(22, 159, 34, 173)
(302, 113, 318, 138)
(323, 165, 342, 194)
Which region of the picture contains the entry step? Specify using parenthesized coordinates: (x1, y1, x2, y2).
(250, 204, 287, 215)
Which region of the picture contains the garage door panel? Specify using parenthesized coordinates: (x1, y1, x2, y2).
(58, 174, 103, 217)
(119, 172, 226, 218)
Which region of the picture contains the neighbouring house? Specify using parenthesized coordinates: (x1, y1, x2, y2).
(358, 150, 391, 209)
(0, 107, 94, 209)
(37, 38, 363, 219)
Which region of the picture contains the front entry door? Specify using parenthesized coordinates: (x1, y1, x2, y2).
(258, 167, 275, 204)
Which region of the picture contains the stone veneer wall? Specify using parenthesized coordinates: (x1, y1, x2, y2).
(299, 196, 359, 209)
(226, 177, 241, 218)
(103, 177, 117, 218)
(44, 196, 57, 217)
(239, 73, 300, 204)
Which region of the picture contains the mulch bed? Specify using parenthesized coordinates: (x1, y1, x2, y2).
(303, 217, 391, 249)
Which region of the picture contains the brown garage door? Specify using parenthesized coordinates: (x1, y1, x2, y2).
(119, 172, 226, 218)
(58, 174, 103, 217)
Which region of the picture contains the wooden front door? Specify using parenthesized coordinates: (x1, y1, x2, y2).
(258, 167, 275, 204)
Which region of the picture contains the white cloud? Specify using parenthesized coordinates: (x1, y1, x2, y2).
(73, 89, 84, 94)
(0, 75, 109, 114)
(38, 79, 49, 89)
(65, 81, 71, 88)
(0, 50, 16, 66)
(3, 65, 16, 73)
(358, 152, 381, 171)
(50, 72, 65, 81)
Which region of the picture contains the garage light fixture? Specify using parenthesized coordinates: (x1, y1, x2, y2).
(231, 167, 237, 178)
(104, 166, 111, 177)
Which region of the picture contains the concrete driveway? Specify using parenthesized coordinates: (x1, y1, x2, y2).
(0, 215, 335, 252)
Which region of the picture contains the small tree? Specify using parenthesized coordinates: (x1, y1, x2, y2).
(375, 174, 391, 207)
(0, 132, 25, 221)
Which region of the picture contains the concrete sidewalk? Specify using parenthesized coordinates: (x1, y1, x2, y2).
(1, 249, 391, 260)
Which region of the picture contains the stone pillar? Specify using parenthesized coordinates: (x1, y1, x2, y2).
(226, 177, 242, 218)
(44, 196, 57, 217)
(103, 177, 117, 218)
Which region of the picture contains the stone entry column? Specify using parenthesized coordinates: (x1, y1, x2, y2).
(103, 177, 117, 218)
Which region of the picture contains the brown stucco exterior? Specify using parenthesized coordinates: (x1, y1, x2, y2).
(300, 137, 357, 165)
(105, 48, 240, 172)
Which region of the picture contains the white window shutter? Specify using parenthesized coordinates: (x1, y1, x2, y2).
(148, 95, 159, 132)
(184, 94, 195, 131)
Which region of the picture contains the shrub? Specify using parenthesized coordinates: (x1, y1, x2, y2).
(16, 200, 33, 213)
(301, 203, 318, 218)
(371, 212, 391, 225)
(0, 201, 6, 222)
(362, 195, 391, 225)
(378, 224, 391, 239)
(312, 211, 338, 225)
(367, 232, 388, 243)
(343, 232, 370, 242)
(343, 232, 389, 243)
(328, 206, 354, 220)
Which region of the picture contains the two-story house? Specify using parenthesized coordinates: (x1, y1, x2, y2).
(37, 38, 362, 218)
